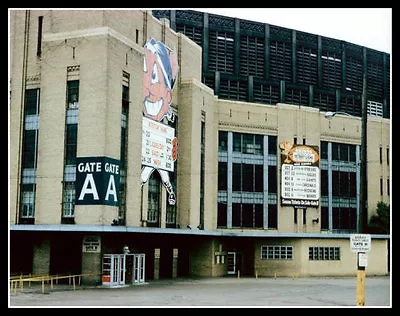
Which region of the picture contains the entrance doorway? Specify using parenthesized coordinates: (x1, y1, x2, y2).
(102, 253, 146, 287)
(227, 251, 242, 275)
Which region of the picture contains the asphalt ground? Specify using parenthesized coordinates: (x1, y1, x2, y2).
(9, 275, 391, 308)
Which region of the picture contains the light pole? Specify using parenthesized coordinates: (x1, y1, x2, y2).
(324, 107, 367, 234)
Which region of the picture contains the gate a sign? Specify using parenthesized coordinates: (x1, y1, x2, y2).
(75, 156, 120, 206)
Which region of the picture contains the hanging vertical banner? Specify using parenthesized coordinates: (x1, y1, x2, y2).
(141, 38, 179, 205)
(279, 142, 320, 207)
(75, 156, 120, 206)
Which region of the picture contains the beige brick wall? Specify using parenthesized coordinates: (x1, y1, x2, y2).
(254, 238, 388, 277)
(10, 9, 391, 229)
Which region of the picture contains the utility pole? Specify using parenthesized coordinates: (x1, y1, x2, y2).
(359, 47, 368, 234)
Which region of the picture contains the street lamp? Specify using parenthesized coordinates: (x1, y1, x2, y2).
(324, 109, 367, 234)
(324, 111, 361, 120)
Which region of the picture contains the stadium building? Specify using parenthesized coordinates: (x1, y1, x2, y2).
(9, 9, 390, 286)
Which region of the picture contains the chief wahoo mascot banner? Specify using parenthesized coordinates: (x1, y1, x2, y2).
(141, 38, 179, 205)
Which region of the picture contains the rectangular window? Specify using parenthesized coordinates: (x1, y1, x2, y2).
(62, 182, 75, 217)
(232, 163, 242, 191)
(309, 246, 340, 260)
(65, 124, 77, 165)
(119, 84, 129, 224)
(22, 130, 38, 168)
(261, 245, 293, 260)
(268, 165, 277, 193)
(268, 136, 277, 155)
(367, 100, 383, 117)
(233, 133, 241, 152)
(268, 204, 278, 229)
(37, 16, 43, 57)
(218, 131, 228, 152)
(20, 184, 36, 218)
(62, 80, 79, 222)
(218, 162, 227, 190)
(147, 174, 160, 226)
(387, 147, 390, 165)
(67, 80, 79, 109)
(217, 202, 227, 227)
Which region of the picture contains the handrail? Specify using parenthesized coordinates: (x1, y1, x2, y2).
(9, 272, 102, 294)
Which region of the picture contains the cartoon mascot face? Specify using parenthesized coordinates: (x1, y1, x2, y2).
(143, 38, 179, 122)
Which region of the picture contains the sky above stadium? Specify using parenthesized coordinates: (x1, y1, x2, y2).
(195, 8, 392, 54)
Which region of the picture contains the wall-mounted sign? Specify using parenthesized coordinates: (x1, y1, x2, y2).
(141, 38, 179, 205)
(350, 234, 371, 253)
(279, 142, 320, 207)
(82, 235, 101, 253)
(142, 116, 177, 172)
(75, 156, 120, 206)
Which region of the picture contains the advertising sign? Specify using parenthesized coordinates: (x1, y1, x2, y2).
(142, 116, 177, 172)
(141, 38, 179, 205)
(75, 156, 120, 206)
(280, 142, 320, 207)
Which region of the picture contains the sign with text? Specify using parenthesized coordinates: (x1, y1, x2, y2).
(82, 235, 101, 253)
(350, 234, 371, 253)
(142, 116, 177, 172)
(280, 142, 320, 207)
(75, 156, 120, 206)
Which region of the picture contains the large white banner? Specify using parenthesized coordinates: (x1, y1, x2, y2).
(142, 116, 176, 172)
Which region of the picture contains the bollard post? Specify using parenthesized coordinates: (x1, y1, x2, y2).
(356, 252, 367, 306)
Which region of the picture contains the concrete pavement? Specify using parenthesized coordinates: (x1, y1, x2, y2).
(9, 275, 391, 308)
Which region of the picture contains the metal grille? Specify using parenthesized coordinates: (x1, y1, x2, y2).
(321, 50, 342, 89)
(367, 62, 384, 99)
(313, 91, 336, 112)
(151, 10, 170, 20)
(208, 30, 235, 74)
(176, 10, 203, 23)
(285, 86, 308, 106)
(253, 82, 279, 105)
(270, 40, 292, 81)
(176, 24, 202, 46)
(340, 94, 362, 117)
(219, 78, 247, 101)
(296, 46, 318, 85)
(346, 56, 363, 93)
(239, 35, 264, 78)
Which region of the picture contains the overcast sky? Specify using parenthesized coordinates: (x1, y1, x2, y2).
(194, 8, 392, 54)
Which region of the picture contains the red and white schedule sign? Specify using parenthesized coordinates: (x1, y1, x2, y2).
(142, 117, 177, 172)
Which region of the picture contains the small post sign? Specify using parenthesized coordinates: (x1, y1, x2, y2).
(350, 234, 371, 253)
(350, 234, 371, 306)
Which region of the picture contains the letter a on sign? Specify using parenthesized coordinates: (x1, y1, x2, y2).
(105, 175, 118, 202)
(78, 174, 99, 201)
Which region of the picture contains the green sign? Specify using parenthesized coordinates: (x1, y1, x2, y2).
(75, 156, 120, 206)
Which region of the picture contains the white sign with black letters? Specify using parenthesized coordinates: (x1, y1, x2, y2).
(350, 234, 371, 253)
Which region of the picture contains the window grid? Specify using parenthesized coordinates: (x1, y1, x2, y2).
(309, 246, 340, 260)
(261, 245, 293, 260)
(62, 182, 75, 217)
(20, 189, 35, 218)
(147, 175, 160, 225)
